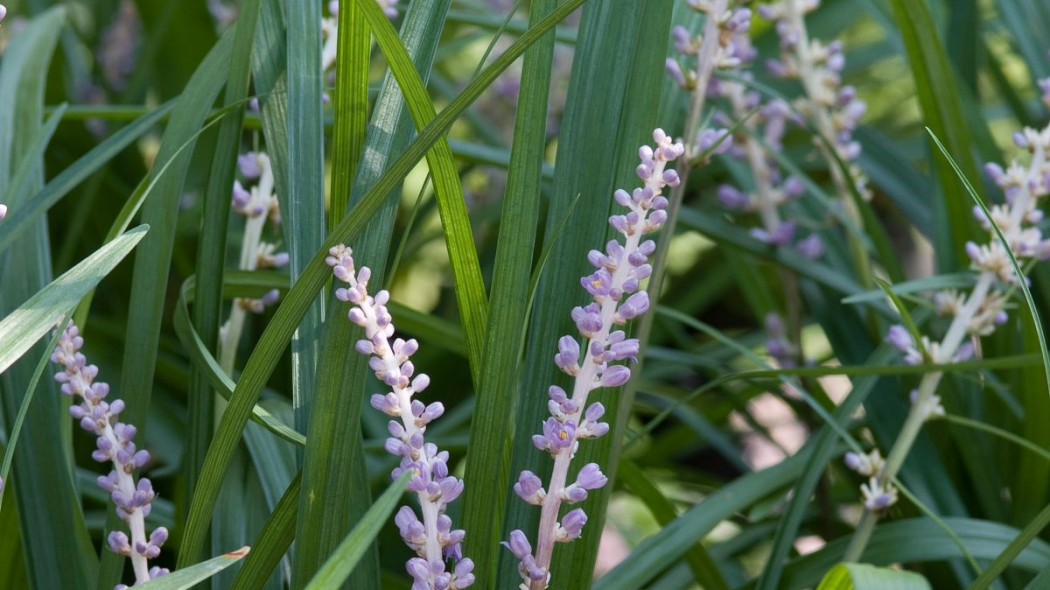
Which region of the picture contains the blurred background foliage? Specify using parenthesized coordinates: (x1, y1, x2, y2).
(3, 0, 1050, 588)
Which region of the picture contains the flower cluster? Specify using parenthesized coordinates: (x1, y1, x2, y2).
(664, 0, 751, 159)
(844, 449, 897, 512)
(761, 0, 870, 201)
(220, 151, 286, 349)
(52, 321, 168, 588)
(703, 6, 824, 257)
(665, 1, 752, 91)
(504, 129, 683, 590)
(327, 246, 474, 590)
(887, 123, 1050, 368)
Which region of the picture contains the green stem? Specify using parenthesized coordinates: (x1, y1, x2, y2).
(843, 370, 943, 561)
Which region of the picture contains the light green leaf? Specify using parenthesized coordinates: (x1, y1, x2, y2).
(135, 547, 251, 590)
(303, 472, 412, 590)
(0, 226, 148, 376)
(816, 563, 931, 590)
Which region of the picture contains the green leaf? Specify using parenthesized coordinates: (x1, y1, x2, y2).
(284, 0, 326, 435)
(135, 547, 251, 590)
(595, 453, 807, 590)
(303, 472, 411, 590)
(230, 472, 303, 590)
(927, 128, 1050, 401)
(186, 0, 263, 508)
(0, 226, 147, 375)
(172, 274, 306, 447)
(180, 0, 595, 567)
(459, 0, 553, 579)
(0, 7, 100, 587)
(888, 0, 982, 270)
(295, 0, 451, 583)
(617, 458, 729, 590)
(116, 28, 238, 585)
(816, 563, 931, 590)
(841, 273, 975, 304)
(0, 101, 175, 256)
(780, 518, 1050, 589)
(359, 0, 488, 381)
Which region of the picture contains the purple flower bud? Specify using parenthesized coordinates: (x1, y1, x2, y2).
(513, 471, 546, 505)
(965, 241, 981, 263)
(108, 531, 131, 555)
(232, 180, 251, 209)
(555, 336, 581, 375)
(452, 559, 475, 589)
(671, 25, 692, 53)
(599, 364, 631, 387)
(238, 153, 262, 179)
(574, 463, 607, 490)
(665, 58, 688, 88)
(504, 530, 533, 560)
(885, 325, 914, 352)
(796, 234, 824, 260)
(717, 184, 750, 210)
(557, 509, 587, 541)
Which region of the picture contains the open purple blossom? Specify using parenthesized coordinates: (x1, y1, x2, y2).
(51, 321, 168, 587)
(327, 246, 474, 590)
(0, 4, 7, 26)
(505, 129, 683, 590)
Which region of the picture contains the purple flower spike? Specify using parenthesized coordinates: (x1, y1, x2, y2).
(53, 322, 167, 585)
(507, 130, 681, 590)
(328, 245, 472, 588)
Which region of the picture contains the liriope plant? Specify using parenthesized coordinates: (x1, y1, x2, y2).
(6, 0, 1050, 589)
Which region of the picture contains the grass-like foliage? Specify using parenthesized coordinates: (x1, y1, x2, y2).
(4, 0, 1050, 588)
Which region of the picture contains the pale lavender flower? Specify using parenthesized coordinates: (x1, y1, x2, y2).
(327, 246, 473, 590)
(52, 322, 168, 587)
(763, 0, 871, 201)
(505, 129, 683, 590)
(704, 7, 825, 260)
(0, 204, 7, 220)
(888, 123, 1050, 367)
(0, 4, 7, 25)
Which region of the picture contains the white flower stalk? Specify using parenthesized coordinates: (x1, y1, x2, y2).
(702, 5, 824, 263)
(761, 0, 870, 202)
(52, 322, 169, 588)
(847, 122, 1050, 562)
(326, 246, 474, 590)
(219, 151, 286, 374)
(665, 0, 749, 161)
(504, 130, 684, 590)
